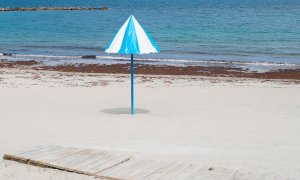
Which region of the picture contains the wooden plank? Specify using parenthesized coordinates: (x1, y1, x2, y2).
(3, 146, 131, 179)
(121, 161, 172, 179)
(4, 146, 284, 180)
(23, 146, 63, 159)
(7, 146, 57, 159)
(15, 146, 48, 156)
(98, 159, 149, 177)
(49, 149, 105, 172)
(142, 162, 183, 179)
(70, 151, 112, 170)
(32, 147, 82, 163)
(50, 149, 100, 166)
(3, 146, 60, 162)
(78, 152, 117, 171)
(144, 163, 192, 179)
(86, 155, 131, 174)
(99, 159, 177, 180)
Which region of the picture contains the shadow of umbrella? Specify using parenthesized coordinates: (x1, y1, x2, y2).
(101, 108, 150, 115)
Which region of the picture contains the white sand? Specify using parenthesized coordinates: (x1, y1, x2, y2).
(0, 68, 300, 179)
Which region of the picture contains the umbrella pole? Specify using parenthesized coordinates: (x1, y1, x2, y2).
(130, 53, 134, 115)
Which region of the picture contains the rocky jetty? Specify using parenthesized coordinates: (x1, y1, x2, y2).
(0, 7, 109, 11)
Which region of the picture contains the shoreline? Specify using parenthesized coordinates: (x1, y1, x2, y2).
(1, 60, 300, 80)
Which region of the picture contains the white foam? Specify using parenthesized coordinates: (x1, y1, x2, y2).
(96, 55, 297, 67)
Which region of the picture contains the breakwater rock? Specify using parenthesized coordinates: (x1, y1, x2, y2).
(0, 7, 109, 11)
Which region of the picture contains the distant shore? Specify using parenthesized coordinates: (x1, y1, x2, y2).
(0, 60, 299, 80)
(0, 7, 109, 11)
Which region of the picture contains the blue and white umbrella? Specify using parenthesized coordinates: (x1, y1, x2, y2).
(105, 15, 160, 115)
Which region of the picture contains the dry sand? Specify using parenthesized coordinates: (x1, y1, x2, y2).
(0, 68, 299, 179)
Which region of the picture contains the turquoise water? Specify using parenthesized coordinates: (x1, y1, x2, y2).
(0, 0, 300, 66)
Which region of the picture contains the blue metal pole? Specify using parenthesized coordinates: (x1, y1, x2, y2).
(130, 54, 134, 115)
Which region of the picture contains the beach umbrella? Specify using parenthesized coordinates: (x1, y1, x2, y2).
(105, 15, 160, 115)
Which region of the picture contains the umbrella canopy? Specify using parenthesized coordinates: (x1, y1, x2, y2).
(105, 15, 160, 54)
(105, 15, 159, 115)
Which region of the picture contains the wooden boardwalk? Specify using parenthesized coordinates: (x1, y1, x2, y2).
(3, 146, 287, 179)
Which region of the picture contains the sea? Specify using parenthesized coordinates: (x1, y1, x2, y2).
(0, 0, 300, 72)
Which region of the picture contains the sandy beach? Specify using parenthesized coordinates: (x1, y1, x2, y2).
(1, 0, 300, 178)
(0, 64, 299, 179)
